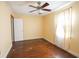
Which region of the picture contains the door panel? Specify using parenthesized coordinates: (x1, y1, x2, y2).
(55, 12, 65, 49)
(14, 19, 23, 41)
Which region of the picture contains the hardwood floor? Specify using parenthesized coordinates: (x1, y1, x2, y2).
(7, 38, 76, 58)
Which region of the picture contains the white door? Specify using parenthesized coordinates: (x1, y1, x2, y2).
(14, 19, 23, 41)
(55, 12, 65, 49)
(55, 8, 72, 49)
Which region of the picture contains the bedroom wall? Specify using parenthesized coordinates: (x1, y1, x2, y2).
(13, 14, 43, 40)
(69, 3, 79, 57)
(0, 2, 12, 57)
(43, 13, 55, 44)
(23, 15, 43, 40)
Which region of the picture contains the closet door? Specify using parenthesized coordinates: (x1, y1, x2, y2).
(55, 12, 65, 49)
(64, 8, 72, 50)
(55, 8, 72, 50)
(14, 19, 23, 41)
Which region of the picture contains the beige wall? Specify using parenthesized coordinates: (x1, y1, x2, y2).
(0, 2, 12, 57)
(69, 3, 79, 56)
(43, 13, 55, 44)
(23, 15, 43, 40)
(13, 14, 43, 40)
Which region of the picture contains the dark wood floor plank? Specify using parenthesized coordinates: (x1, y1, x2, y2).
(7, 38, 76, 58)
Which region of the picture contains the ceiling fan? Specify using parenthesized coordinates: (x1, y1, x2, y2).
(29, 1, 51, 13)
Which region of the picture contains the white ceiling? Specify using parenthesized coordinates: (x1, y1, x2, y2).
(7, 1, 73, 16)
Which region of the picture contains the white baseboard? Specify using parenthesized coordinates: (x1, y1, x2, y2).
(67, 50, 79, 58)
(43, 37, 79, 58)
(24, 36, 43, 40)
(15, 36, 43, 42)
(43, 37, 55, 45)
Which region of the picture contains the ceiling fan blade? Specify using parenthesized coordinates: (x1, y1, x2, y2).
(41, 2, 49, 8)
(29, 9, 37, 13)
(42, 9, 51, 11)
(29, 5, 37, 8)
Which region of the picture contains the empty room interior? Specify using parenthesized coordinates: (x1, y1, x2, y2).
(0, 1, 79, 58)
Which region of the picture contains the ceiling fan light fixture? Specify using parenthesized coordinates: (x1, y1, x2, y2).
(29, 2, 51, 13)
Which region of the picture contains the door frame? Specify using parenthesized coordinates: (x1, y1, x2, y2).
(11, 15, 15, 42)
